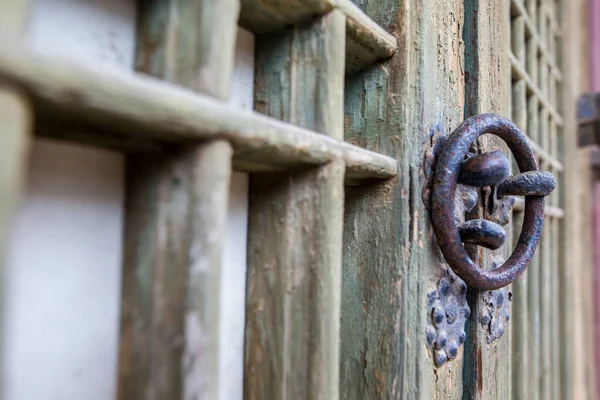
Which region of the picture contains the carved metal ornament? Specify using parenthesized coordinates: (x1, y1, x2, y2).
(426, 268, 470, 367)
(429, 114, 556, 291)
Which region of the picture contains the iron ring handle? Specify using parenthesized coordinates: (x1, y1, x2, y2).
(430, 113, 553, 291)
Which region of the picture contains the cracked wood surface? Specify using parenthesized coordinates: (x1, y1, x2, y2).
(340, 0, 468, 398)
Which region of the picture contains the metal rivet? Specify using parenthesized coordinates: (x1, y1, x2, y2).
(446, 340, 459, 360)
(436, 331, 448, 349)
(433, 307, 445, 325)
(435, 350, 448, 367)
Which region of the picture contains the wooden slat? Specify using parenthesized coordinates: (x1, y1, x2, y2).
(560, 0, 585, 396)
(244, 11, 345, 399)
(540, 214, 552, 399)
(238, 0, 397, 75)
(512, 16, 526, 63)
(511, 211, 529, 399)
(461, 1, 511, 398)
(0, 43, 396, 182)
(510, 52, 564, 126)
(551, 216, 561, 400)
(511, 0, 564, 81)
(511, 77, 529, 400)
(340, 0, 466, 398)
(512, 197, 564, 218)
(528, 246, 541, 399)
(0, 1, 32, 393)
(117, 1, 238, 399)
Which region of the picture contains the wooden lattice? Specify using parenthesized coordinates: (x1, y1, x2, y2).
(509, 1, 564, 399)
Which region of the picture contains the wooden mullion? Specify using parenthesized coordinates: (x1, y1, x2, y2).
(551, 216, 561, 400)
(0, 0, 32, 391)
(510, 53, 564, 126)
(118, 1, 239, 399)
(511, 77, 529, 400)
(0, 44, 397, 181)
(540, 213, 552, 398)
(462, 0, 512, 398)
(244, 10, 346, 400)
(512, 16, 526, 64)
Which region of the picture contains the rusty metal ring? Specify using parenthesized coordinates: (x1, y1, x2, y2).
(431, 113, 544, 290)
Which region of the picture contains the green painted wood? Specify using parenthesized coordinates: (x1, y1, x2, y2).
(0, 1, 31, 392)
(244, 10, 346, 400)
(239, 0, 397, 75)
(539, 112, 552, 400)
(117, 1, 238, 399)
(551, 216, 561, 400)
(340, 0, 467, 398)
(511, 16, 525, 63)
(521, 85, 542, 398)
(510, 78, 529, 400)
(0, 43, 397, 182)
(558, 0, 583, 396)
(136, 0, 239, 100)
(462, 1, 511, 399)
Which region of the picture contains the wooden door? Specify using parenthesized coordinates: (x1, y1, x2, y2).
(338, 0, 588, 399)
(0, 0, 592, 399)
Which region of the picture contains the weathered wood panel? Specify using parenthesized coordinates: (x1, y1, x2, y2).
(118, 1, 238, 399)
(244, 10, 346, 400)
(462, 1, 511, 399)
(340, 0, 466, 398)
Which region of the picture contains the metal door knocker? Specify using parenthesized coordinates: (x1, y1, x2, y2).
(430, 113, 556, 291)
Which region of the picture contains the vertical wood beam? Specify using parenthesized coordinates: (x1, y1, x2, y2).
(340, 0, 465, 399)
(244, 11, 346, 400)
(118, 1, 239, 399)
(462, 0, 511, 398)
(511, 78, 529, 400)
(0, 0, 32, 391)
(560, 0, 585, 397)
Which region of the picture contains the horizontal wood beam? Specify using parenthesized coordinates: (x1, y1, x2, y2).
(239, 0, 397, 75)
(0, 44, 397, 183)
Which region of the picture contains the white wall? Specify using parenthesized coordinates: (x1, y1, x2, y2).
(3, 1, 252, 399)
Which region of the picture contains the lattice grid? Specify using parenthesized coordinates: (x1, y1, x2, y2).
(509, 1, 564, 399)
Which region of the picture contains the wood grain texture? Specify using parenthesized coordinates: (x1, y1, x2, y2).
(461, 1, 511, 399)
(136, 0, 239, 100)
(239, 0, 397, 75)
(118, 1, 238, 399)
(0, 43, 396, 182)
(244, 11, 346, 400)
(119, 142, 232, 400)
(560, 0, 588, 398)
(340, 0, 466, 398)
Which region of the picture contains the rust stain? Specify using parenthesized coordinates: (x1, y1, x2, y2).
(375, 368, 383, 395)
